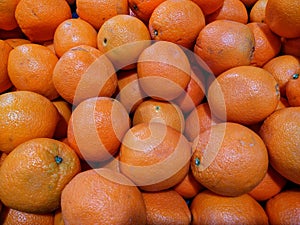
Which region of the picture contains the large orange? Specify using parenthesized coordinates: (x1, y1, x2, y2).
(259, 107, 300, 184)
(97, 15, 150, 70)
(15, 0, 72, 42)
(0, 91, 59, 153)
(53, 18, 98, 57)
(207, 66, 280, 125)
(61, 168, 147, 225)
(137, 41, 191, 101)
(53, 45, 117, 105)
(76, 0, 129, 30)
(142, 190, 191, 225)
(0, 40, 13, 93)
(265, 0, 300, 38)
(119, 122, 191, 191)
(67, 97, 130, 162)
(191, 122, 269, 196)
(194, 20, 255, 76)
(190, 190, 269, 225)
(7, 43, 59, 100)
(148, 0, 205, 49)
(0, 138, 81, 213)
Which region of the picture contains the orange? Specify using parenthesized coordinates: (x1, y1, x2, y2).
(173, 170, 203, 199)
(194, 20, 255, 76)
(15, 0, 72, 42)
(286, 73, 300, 106)
(4, 38, 31, 48)
(265, 0, 300, 38)
(8, 43, 59, 100)
(53, 45, 117, 105)
(0, 0, 20, 31)
(191, 0, 224, 15)
(97, 14, 151, 70)
(142, 190, 191, 225)
(53, 18, 98, 57)
(249, 0, 268, 23)
(172, 67, 205, 114)
(275, 97, 290, 111)
(115, 69, 145, 113)
(206, 0, 249, 24)
(119, 122, 191, 191)
(132, 99, 185, 133)
(247, 22, 281, 67)
(148, 0, 206, 49)
(0, 138, 81, 213)
(0, 207, 54, 225)
(248, 166, 287, 201)
(0, 91, 59, 153)
(259, 107, 300, 184)
(137, 41, 191, 101)
(61, 168, 147, 225)
(207, 66, 280, 125)
(0, 40, 13, 93)
(282, 37, 300, 57)
(67, 97, 130, 162)
(54, 209, 64, 225)
(265, 188, 300, 224)
(128, 0, 166, 23)
(76, 0, 129, 30)
(191, 122, 269, 196)
(184, 102, 222, 142)
(190, 190, 269, 225)
(52, 99, 72, 139)
(263, 55, 300, 97)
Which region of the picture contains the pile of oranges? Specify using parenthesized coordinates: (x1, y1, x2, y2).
(0, 0, 300, 224)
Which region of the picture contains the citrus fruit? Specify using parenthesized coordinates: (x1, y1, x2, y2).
(286, 73, 300, 106)
(0, 40, 13, 93)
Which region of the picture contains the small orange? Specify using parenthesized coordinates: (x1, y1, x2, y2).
(0, 91, 59, 153)
(0, 207, 54, 225)
(148, 0, 206, 49)
(263, 55, 300, 97)
(15, 0, 72, 42)
(194, 20, 255, 76)
(286, 73, 300, 106)
(132, 99, 185, 133)
(191, 122, 269, 196)
(281, 37, 300, 57)
(115, 69, 145, 113)
(259, 107, 300, 184)
(8, 43, 59, 100)
(53, 18, 98, 57)
(119, 122, 191, 191)
(184, 102, 222, 142)
(265, 0, 300, 38)
(128, 0, 166, 23)
(61, 168, 147, 225)
(248, 166, 287, 201)
(247, 22, 281, 67)
(265, 188, 300, 224)
(67, 97, 130, 162)
(97, 14, 151, 70)
(0, 138, 81, 213)
(137, 41, 191, 101)
(172, 67, 205, 114)
(173, 170, 203, 199)
(142, 190, 191, 225)
(4, 38, 31, 49)
(52, 99, 72, 139)
(76, 0, 129, 30)
(190, 190, 269, 225)
(249, 0, 268, 23)
(0, 40, 13, 93)
(206, 0, 249, 24)
(191, 0, 224, 15)
(53, 45, 117, 105)
(0, 0, 20, 31)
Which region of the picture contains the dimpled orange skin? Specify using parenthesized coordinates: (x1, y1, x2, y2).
(0, 91, 59, 153)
